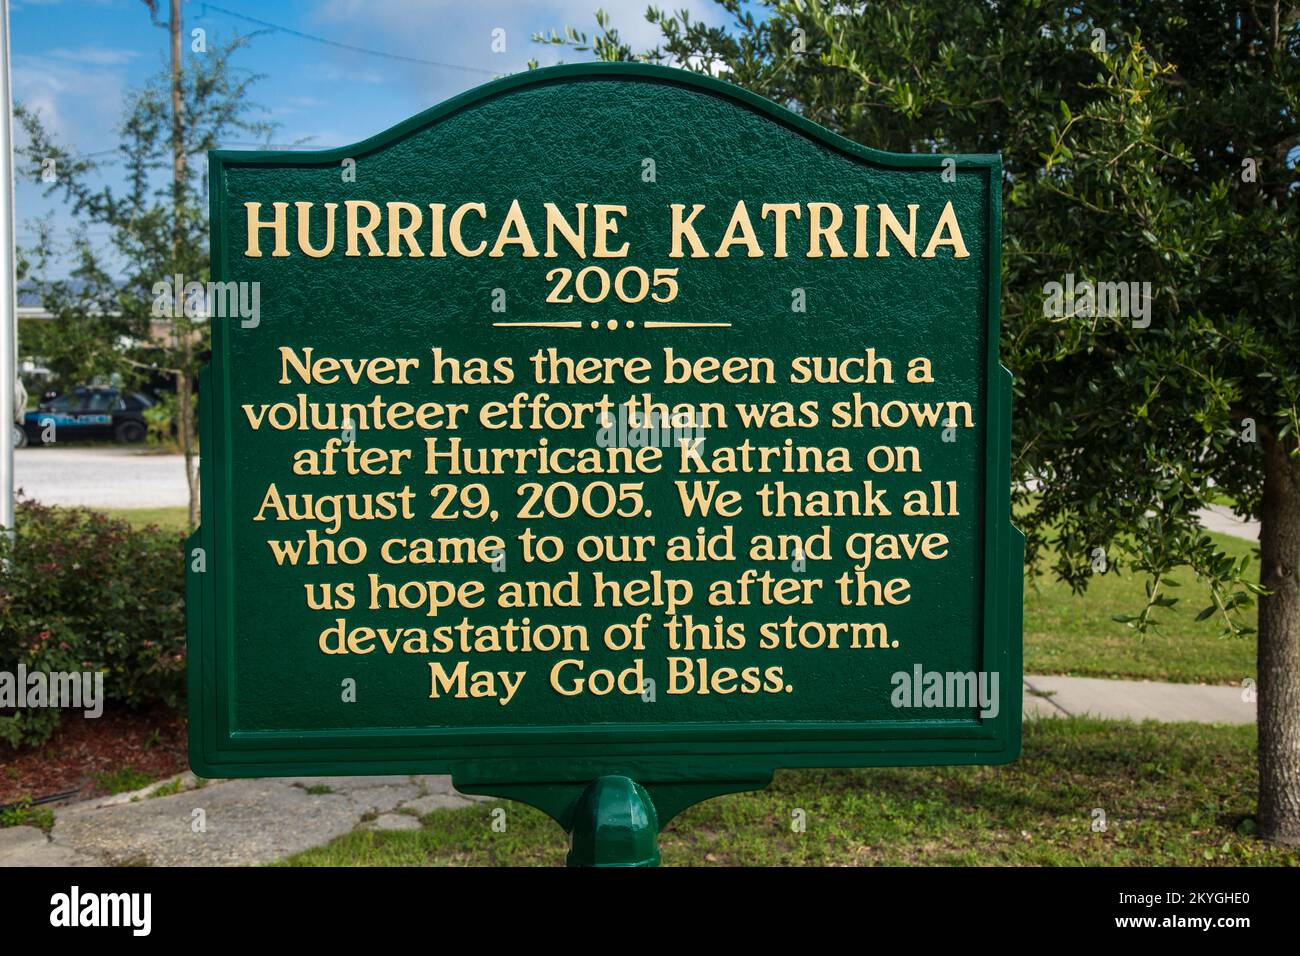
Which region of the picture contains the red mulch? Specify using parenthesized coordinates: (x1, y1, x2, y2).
(0, 707, 188, 807)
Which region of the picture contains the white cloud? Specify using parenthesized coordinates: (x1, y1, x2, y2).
(303, 62, 389, 86)
(12, 53, 128, 146)
(299, 0, 728, 112)
(315, 0, 727, 68)
(546, 0, 725, 53)
(45, 45, 142, 67)
(12, 0, 122, 10)
(270, 128, 350, 151)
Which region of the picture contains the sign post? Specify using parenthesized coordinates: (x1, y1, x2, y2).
(0, 0, 17, 534)
(190, 63, 1022, 866)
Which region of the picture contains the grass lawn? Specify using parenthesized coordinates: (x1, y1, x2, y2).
(279, 717, 1296, 867)
(1024, 531, 1257, 684)
(89, 506, 1273, 864)
(114, 504, 1258, 686)
(100, 506, 1257, 683)
(103, 506, 192, 533)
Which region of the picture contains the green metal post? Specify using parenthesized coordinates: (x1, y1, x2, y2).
(565, 775, 661, 867)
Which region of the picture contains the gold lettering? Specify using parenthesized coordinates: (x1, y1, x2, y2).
(244, 201, 289, 257)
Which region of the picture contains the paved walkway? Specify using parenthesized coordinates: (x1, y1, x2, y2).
(1022, 674, 1254, 723)
(0, 492, 1262, 866)
(0, 773, 489, 867)
(1196, 504, 1260, 542)
(0, 675, 1256, 867)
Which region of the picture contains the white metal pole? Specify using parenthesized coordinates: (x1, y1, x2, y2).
(0, 0, 14, 534)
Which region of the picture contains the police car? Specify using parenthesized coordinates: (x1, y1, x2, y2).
(17, 387, 154, 447)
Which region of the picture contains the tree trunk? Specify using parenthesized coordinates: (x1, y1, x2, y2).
(1257, 433, 1300, 844)
(168, 0, 197, 531)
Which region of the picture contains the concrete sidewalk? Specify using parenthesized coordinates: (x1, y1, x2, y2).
(1022, 674, 1253, 724)
(0, 674, 1256, 867)
(1196, 504, 1260, 542)
(0, 773, 491, 867)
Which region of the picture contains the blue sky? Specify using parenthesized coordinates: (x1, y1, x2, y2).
(11, 0, 729, 276)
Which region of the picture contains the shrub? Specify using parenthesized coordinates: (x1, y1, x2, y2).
(0, 499, 187, 748)
(0, 797, 55, 831)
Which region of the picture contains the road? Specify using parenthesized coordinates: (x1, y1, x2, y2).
(10, 447, 1266, 544)
(14, 446, 191, 509)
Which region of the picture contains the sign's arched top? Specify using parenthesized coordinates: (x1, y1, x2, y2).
(212, 62, 1001, 175)
(192, 63, 1022, 855)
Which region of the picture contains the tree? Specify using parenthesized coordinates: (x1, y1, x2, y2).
(16, 2, 273, 529)
(20, 223, 134, 392)
(543, 1, 1300, 842)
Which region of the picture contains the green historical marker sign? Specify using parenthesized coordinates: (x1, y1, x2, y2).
(189, 62, 1022, 865)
